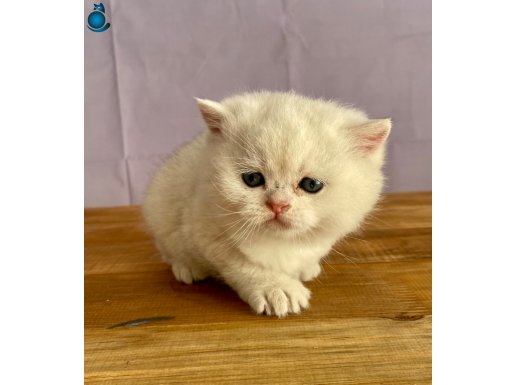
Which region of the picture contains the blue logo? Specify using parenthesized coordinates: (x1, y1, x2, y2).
(87, 3, 110, 32)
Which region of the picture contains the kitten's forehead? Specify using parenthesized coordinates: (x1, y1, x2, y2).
(221, 91, 368, 179)
(222, 90, 363, 130)
(230, 118, 331, 180)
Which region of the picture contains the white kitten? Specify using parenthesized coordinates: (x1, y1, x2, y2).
(142, 91, 391, 317)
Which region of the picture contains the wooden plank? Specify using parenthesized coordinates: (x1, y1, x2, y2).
(85, 192, 432, 384)
(85, 317, 431, 385)
(85, 259, 431, 328)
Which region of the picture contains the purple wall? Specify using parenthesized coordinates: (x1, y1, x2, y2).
(85, 0, 431, 207)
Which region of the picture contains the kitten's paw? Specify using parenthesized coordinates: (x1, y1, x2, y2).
(247, 280, 311, 317)
(299, 264, 322, 281)
(171, 262, 208, 284)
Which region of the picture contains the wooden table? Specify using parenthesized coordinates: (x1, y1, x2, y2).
(85, 192, 432, 384)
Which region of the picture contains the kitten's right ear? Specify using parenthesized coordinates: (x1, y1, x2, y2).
(195, 98, 227, 134)
(349, 119, 392, 154)
(346, 118, 392, 166)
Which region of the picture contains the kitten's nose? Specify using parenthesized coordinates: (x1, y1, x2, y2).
(266, 200, 291, 215)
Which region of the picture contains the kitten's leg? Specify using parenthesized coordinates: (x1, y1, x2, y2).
(217, 260, 311, 317)
(299, 263, 322, 282)
(155, 240, 210, 284)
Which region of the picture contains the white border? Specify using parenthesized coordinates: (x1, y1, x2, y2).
(0, 1, 83, 383)
(434, 0, 515, 383)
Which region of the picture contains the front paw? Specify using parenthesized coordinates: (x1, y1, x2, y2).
(299, 264, 321, 281)
(171, 261, 208, 284)
(246, 279, 311, 317)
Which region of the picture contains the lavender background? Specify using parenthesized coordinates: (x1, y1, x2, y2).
(85, 0, 431, 207)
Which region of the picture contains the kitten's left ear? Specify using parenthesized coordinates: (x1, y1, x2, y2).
(349, 118, 392, 154)
(195, 98, 227, 134)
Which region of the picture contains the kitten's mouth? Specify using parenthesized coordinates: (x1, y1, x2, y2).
(266, 216, 291, 229)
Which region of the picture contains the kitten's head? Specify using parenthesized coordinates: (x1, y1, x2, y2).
(197, 91, 391, 242)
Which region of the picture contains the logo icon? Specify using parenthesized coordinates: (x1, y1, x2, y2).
(87, 3, 110, 32)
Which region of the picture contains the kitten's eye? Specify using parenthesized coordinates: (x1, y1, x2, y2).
(299, 177, 324, 193)
(242, 172, 265, 188)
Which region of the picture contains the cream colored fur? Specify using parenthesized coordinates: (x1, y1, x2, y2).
(142, 91, 391, 317)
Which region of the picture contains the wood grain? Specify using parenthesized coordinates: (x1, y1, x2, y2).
(85, 192, 432, 384)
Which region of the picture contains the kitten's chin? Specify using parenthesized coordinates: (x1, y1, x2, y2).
(263, 216, 310, 237)
(266, 217, 292, 230)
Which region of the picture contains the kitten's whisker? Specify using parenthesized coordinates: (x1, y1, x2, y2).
(206, 207, 246, 218)
(205, 212, 242, 218)
(240, 217, 259, 244)
(313, 275, 324, 285)
(214, 218, 247, 239)
(241, 218, 258, 246)
(227, 217, 254, 247)
(322, 259, 339, 273)
(221, 217, 245, 228)
(330, 247, 360, 267)
(344, 235, 367, 242)
(214, 203, 238, 213)
(242, 217, 258, 248)
(233, 219, 251, 244)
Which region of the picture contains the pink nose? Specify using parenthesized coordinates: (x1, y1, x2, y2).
(266, 201, 291, 215)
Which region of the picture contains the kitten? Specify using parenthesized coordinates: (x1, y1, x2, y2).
(142, 91, 391, 317)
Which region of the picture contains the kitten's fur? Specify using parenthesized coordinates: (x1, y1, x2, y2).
(143, 91, 391, 317)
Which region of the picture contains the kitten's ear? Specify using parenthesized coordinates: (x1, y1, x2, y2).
(195, 98, 227, 134)
(349, 119, 392, 155)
